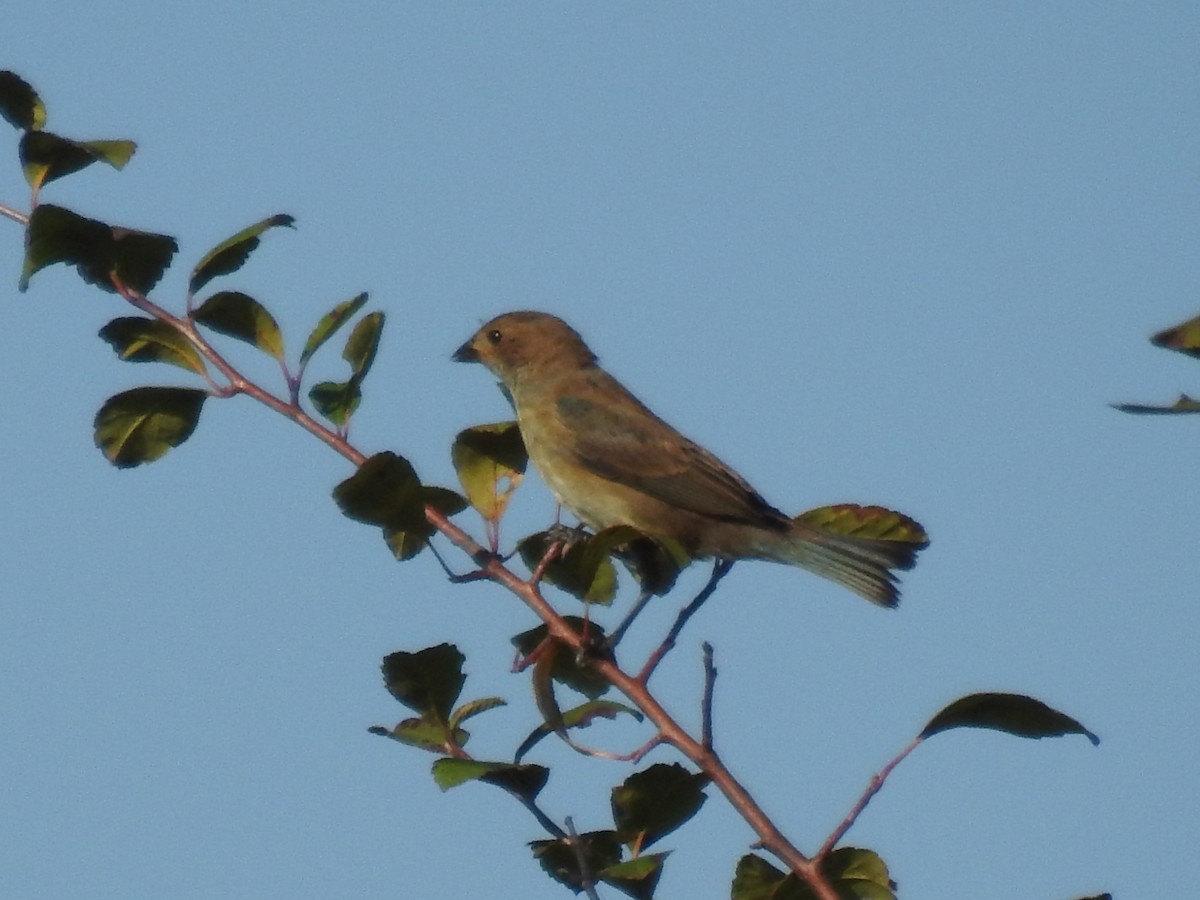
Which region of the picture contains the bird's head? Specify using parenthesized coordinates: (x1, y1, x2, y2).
(453, 311, 597, 386)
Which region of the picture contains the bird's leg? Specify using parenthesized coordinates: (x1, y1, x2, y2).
(606, 587, 655, 649)
(638, 558, 735, 683)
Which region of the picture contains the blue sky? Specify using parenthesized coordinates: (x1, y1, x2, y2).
(3, 4, 1198, 898)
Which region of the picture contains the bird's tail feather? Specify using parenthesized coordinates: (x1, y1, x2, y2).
(753, 508, 928, 607)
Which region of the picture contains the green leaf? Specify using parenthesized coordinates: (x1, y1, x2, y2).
(517, 529, 620, 605)
(333, 452, 422, 527)
(732, 849, 895, 900)
(1150, 313, 1200, 359)
(20, 131, 135, 191)
(380, 644, 465, 721)
(1113, 394, 1200, 415)
(0, 71, 45, 131)
(99, 316, 207, 376)
(599, 853, 668, 900)
(188, 214, 294, 295)
(370, 716, 466, 754)
(93, 387, 206, 468)
(823, 847, 896, 900)
(920, 692, 1100, 745)
(530, 831, 623, 894)
(343, 310, 384, 380)
(451, 421, 528, 520)
(611, 764, 708, 851)
(192, 290, 285, 361)
(309, 379, 361, 428)
(448, 696, 507, 732)
(300, 292, 368, 367)
(515, 699, 643, 762)
(431, 758, 549, 801)
(21, 204, 177, 295)
(512, 619, 611, 700)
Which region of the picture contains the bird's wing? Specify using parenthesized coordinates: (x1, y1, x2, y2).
(554, 386, 789, 529)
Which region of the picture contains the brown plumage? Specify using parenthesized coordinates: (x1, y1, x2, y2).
(454, 311, 926, 606)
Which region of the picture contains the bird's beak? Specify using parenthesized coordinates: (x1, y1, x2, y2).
(452, 339, 479, 363)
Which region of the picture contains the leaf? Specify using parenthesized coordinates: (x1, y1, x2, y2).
(512, 619, 611, 700)
(370, 715, 466, 754)
(822, 847, 896, 900)
(334, 452, 422, 526)
(611, 763, 708, 851)
(192, 290, 285, 361)
(515, 699, 643, 762)
(599, 853, 668, 900)
(920, 692, 1100, 745)
(530, 831, 623, 894)
(188, 213, 294, 295)
(383, 485, 468, 562)
(451, 421, 528, 520)
(0, 71, 45, 131)
(1113, 394, 1200, 415)
(794, 504, 929, 549)
(731, 849, 895, 900)
(93, 387, 206, 468)
(21, 204, 177, 295)
(380, 644, 465, 721)
(99, 316, 207, 376)
(517, 529, 620, 605)
(431, 758, 549, 801)
(343, 310, 384, 380)
(448, 696, 507, 732)
(309, 379, 361, 428)
(300, 292, 368, 367)
(1150, 314, 1200, 359)
(20, 132, 135, 191)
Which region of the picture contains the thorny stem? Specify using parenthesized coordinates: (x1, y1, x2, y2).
(8, 206, 841, 900)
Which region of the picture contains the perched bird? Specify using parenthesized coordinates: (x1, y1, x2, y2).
(453, 311, 926, 606)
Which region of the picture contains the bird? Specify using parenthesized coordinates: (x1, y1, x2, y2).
(453, 311, 927, 606)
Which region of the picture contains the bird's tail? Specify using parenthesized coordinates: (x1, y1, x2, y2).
(756, 505, 929, 608)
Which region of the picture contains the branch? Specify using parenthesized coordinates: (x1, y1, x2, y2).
(0, 202, 28, 226)
(701, 642, 717, 753)
(638, 558, 734, 684)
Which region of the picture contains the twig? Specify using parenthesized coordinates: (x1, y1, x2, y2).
(638, 559, 734, 684)
(0, 203, 28, 225)
(701, 642, 717, 753)
(605, 586, 653, 649)
(564, 816, 603, 900)
(815, 736, 924, 861)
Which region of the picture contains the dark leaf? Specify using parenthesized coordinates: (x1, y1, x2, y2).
(188, 214, 294, 295)
(380, 644, 465, 721)
(21, 204, 176, 295)
(383, 485, 466, 562)
(431, 758, 549, 801)
(451, 421, 528, 520)
(1113, 394, 1200, 415)
(20, 132, 135, 191)
(731, 849, 895, 900)
(599, 854, 668, 900)
(309, 379, 361, 428)
(0, 71, 45, 131)
(300, 292, 368, 367)
(99, 316, 207, 376)
(512, 619, 610, 700)
(515, 699, 643, 762)
(343, 310, 384, 380)
(530, 831, 623, 894)
(192, 290, 285, 361)
(93, 387, 206, 468)
(920, 692, 1099, 745)
(612, 763, 708, 850)
(333, 452, 422, 527)
(731, 854, 789, 900)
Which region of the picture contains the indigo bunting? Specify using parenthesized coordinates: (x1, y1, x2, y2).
(453, 311, 926, 606)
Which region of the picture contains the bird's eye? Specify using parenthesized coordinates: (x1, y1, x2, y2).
(487, 329, 503, 344)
